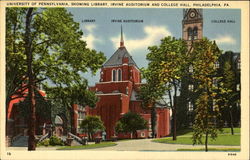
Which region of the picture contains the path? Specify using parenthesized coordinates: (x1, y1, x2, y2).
(8, 138, 240, 151)
(89, 138, 240, 151)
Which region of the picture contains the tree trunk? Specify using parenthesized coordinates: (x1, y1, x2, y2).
(151, 106, 156, 138)
(205, 131, 208, 152)
(25, 8, 36, 151)
(173, 84, 177, 141)
(229, 107, 234, 135)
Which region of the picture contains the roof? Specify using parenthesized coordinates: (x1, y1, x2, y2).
(103, 47, 139, 69)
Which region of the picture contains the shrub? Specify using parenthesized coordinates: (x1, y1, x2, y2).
(49, 136, 64, 146)
(37, 136, 64, 146)
(37, 138, 50, 146)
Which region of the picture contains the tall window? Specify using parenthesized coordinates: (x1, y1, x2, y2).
(118, 69, 122, 81)
(188, 27, 198, 40)
(188, 27, 192, 40)
(112, 69, 116, 81)
(193, 27, 198, 40)
(188, 102, 193, 111)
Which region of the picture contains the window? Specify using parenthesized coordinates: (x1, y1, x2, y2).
(118, 69, 122, 81)
(212, 100, 216, 111)
(141, 132, 145, 137)
(236, 84, 240, 91)
(213, 78, 218, 87)
(214, 61, 220, 69)
(189, 65, 193, 73)
(188, 84, 194, 92)
(237, 60, 241, 70)
(188, 28, 192, 40)
(193, 27, 198, 40)
(112, 69, 116, 81)
(188, 102, 193, 111)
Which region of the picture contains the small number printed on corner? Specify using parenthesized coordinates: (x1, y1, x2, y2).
(228, 153, 237, 156)
(7, 152, 11, 156)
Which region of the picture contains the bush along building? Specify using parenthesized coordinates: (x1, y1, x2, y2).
(76, 27, 171, 140)
(178, 9, 241, 129)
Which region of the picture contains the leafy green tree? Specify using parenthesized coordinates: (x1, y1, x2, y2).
(140, 36, 188, 140)
(191, 38, 223, 152)
(220, 61, 237, 135)
(44, 80, 98, 134)
(6, 8, 106, 150)
(80, 116, 105, 141)
(139, 69, 166, 138)
(115, 112, 147, 139)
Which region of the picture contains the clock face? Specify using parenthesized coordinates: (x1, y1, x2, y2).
(190, 11, 196, 18)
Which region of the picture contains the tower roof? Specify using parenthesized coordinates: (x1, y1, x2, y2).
(103, 47, 138, 68)
(103, 27, 139, 69)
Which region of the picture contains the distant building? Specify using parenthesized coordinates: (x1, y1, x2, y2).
(178, 9, 241, 128)
(6, 85, 51, 146)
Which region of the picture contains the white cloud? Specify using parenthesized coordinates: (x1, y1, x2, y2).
(214, 35, 236, 45)
(111, 25, 172, 53)
(81, 24, 102, 49)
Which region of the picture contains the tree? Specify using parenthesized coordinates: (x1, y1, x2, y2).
(6, 8, 106, 150)
(220, 61, 237, 135)
(140, 36, 188, 140)
(191, 38, 223, 152)
(115, 112, 147, 139)
(139, 69, 166, 138)
(44, 80, 98, 134)
(80, 115, 105, 141)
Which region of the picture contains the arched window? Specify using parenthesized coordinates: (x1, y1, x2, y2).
(188, 27, 192, 40)
(112, 69, 116, 81)
(118, 69, 122, 81)
(193, 27, 198, 40)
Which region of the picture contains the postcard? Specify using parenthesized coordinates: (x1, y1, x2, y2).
(0, 1, 249, 160)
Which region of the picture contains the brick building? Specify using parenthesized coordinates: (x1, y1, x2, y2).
(82, 27, 171, 139)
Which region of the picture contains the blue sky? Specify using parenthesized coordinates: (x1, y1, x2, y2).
(67, 8, 241, 86)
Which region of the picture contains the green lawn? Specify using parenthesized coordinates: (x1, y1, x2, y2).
(153, 128, 240, 146)
(57, 142, 117, 150)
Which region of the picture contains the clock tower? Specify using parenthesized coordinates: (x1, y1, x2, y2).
(182, 9, 203, 46)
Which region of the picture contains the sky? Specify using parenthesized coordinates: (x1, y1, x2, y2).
(67, 8, 241, 86)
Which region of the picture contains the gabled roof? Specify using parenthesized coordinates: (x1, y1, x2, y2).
(102, 47, 139, 69)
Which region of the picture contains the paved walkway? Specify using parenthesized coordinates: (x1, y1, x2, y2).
(7, 138, 240, 151)
(89, 138, 240, 151)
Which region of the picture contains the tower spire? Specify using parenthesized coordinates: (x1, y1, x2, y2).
(120, 25, 124, 47)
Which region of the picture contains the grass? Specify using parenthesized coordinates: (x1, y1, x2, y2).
(153, 128, 240, 146)
(177, 148, 240, 151)
(57, 142, 117, 150)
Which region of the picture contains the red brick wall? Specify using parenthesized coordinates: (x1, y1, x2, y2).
(156, 108, 170, 137)
(88, 95, 124, 139)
